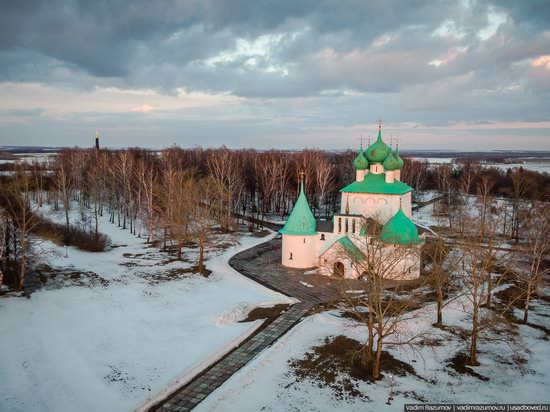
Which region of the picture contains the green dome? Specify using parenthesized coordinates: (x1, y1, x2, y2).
(382, 152, 399, 171)
(353, 147, 369, 170)
(279, 180, 317, 235)
(380, 209, 422, 245)
(366, 128, 391, 163)
(394, 146, 404, 169)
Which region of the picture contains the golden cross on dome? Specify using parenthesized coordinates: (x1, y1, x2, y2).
(377, 117, 384, 129)
(359, 134, 364, 148)
(299, 170, 306, 182)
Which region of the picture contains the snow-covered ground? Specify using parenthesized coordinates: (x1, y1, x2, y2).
(0, 204, 292, 412)
(197, 294, 550, 411)
(491, 161, 550, 174)
(0, 153, 56, 164)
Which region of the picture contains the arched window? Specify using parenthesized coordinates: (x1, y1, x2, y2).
(303, 238, 306, 243)
(289, 253, 293, 260)
(345, 218, 349, 233)
(352, 219, 356, 234)
(338, 218, 342, 233)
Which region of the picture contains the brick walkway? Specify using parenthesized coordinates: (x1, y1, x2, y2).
(150, 238, 366, 412)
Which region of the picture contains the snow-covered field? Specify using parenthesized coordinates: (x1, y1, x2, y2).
(0, 204, 292, 412)
(0, 153, 56, 164)
(197, 295, 550, 411)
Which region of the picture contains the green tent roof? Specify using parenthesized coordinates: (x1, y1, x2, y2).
(340, 172, 413, 195)
(380, 209, 422, 246)
(279, 180, 317, 235)
(365, 128, 391, 163)
(319, 235, 364, 261)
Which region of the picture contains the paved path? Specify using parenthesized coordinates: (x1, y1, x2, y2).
(150, 238, 366, 412)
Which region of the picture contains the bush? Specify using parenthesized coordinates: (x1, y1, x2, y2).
(34, 218, 110, 252)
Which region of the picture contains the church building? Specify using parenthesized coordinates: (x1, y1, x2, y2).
(279, 125, 424, 280)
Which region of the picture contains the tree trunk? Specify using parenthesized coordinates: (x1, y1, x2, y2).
(17, 239, 26, 292)
(198, 241, 205, 274)
(469, 332, 478, 366)
(436, 291, 443, 326)
(372, 338, 383, 380)
(523, 285, 531, 323)
(65, 206, 70, 227)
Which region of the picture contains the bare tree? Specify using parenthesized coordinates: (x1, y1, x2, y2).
(507, 171, 533, 244)
(514, 202, 550, 323)
(187, 177, 235, 274)
(425, 235, 461, 326)
(54, 151, 74, 227)
(2, 164, 41, 291)
(315, 155, 335, 218)
(207, 147, 244, 232)
(338, 219, 426, 380)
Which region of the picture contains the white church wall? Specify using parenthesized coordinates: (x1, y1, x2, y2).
(318, 246, 359, 279)
(281, 234, 317, 268)
(380, 245, 421, 280)
(341, 192, 413, 222)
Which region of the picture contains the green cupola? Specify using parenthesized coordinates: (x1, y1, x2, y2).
(382, 151, 399, 171)
(279, 178, 317, 236)
(366, 127, 391, 163)
(380, 208, 422, 245)
(353, 147, 369, 170)
(394, 146, 404, 169)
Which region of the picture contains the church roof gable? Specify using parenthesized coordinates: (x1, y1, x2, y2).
(318, 235, 365, 261)
(340, 173, 413, 195)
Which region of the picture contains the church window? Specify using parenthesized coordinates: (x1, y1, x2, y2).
(338, 218, 342, 233)
(345, 218, 349, 233)
(303, 238, 306, 243)
(352, 219, 356, 233)
(320, 234, 325, 241)
(290, 253, 293, 260)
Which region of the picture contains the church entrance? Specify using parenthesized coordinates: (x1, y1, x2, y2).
(333, 261, 345, 278)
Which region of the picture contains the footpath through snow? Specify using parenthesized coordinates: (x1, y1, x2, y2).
(0, 204, 292, 412)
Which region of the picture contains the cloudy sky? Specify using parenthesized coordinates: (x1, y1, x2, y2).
(1, 0, 549, 150)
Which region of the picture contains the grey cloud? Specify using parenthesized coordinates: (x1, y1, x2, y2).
(0, 0, 549, 148)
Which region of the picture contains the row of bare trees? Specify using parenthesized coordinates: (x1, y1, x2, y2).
(0, 146, 343, 290)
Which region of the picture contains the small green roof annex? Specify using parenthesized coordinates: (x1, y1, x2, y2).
(380, 209, 422, 246)
(279, 180, 317, 235)
(340, 172, 413, 195)
(318, 235, 364, 261)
